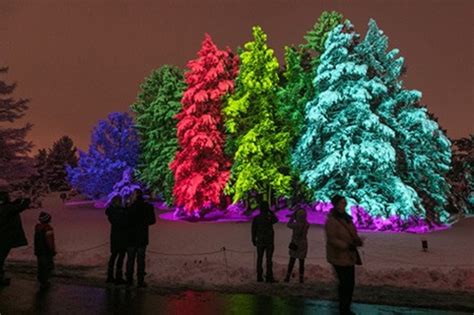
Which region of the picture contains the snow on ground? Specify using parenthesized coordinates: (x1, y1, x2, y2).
(8, 193, 474, 294)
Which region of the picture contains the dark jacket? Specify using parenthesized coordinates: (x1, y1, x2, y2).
(127, 199, 156, 247)
(0, 199, 29, 249)
(34, 223, 56, 256)
(251, 210, 278, 247)
(106, 205, 129, 252)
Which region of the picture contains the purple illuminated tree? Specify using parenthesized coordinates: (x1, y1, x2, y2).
(67, 112, 139, 199)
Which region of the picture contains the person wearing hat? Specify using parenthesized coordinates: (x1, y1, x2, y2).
(34, 211, 56, 289)
(0, 191, 30, 286)
(325, 195, 364, 315)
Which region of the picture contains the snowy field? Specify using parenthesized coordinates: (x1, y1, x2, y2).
(7, 194, 474, 298)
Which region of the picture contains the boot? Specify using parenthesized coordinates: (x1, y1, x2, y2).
(299, 273, 304, 284)
(0, 277, 10, 287)
(265, 276, 277, 283)
(114, 278, 126, 285)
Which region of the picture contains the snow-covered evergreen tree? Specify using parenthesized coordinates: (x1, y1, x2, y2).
(293, 21, 423, 219)
(131, 66, 185, 205)
(223, 26, 292, 205)
(67, 112, 139, 199)
(171, 34, 238, 215)
(356, 19, 452, 221)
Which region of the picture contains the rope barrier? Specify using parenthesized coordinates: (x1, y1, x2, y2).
(61, 242, 109, 254)
(148, 248, 223, 257)
(52, 242, 473, 268)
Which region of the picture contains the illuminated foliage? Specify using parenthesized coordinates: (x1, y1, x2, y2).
(131, 66, 185, 204)
(224, 26, 292, 204)
(171, 34, 239, 215)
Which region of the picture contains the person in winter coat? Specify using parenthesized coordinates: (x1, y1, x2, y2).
(0, 191, 30, 286)
(125, 189, 156, 288)
(284, 209, 309, 283)
(105, 195, 128, 285)
(34, 211, 56, 290)
(325, 195, 364, 315)
(251, 198, 278, 283)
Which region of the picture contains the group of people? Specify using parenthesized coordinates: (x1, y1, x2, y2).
(1, 188, 362, 314)
(105, 189, 156, 287)
(252, 194, 364, 315)
(0, 191, 56, 289)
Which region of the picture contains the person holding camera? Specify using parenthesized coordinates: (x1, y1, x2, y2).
(284, 208, 309, 283)
(0, 191, 30, 286)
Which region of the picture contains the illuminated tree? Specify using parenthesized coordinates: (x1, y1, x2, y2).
(356, 19, 452, 221)
(224, 26, 291, 205)
(170, 34, 239, 216)
(293, 22, 423, 219)
(67, 112, 139, 199)
(131, 66, 185, 204)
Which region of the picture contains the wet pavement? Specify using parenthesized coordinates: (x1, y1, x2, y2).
(0, 278, 470, 315)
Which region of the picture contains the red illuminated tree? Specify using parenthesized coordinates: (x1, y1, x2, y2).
(170, 34, 239, 216)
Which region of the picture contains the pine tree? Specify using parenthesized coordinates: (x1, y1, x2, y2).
(67, 112, 139, 199)
(223, 26, 292, 205)
(448, 136, 473, 214)
(0, 67, 34, 186)
(131, 66, 185, 205)
(170, 34, 239, 215)
(356, 19, 452, 221)
(301, 11, 344, 72)
(45, 136, 78, 191)
(293, 22, 423, 219)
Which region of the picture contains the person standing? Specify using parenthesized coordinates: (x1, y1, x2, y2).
(34, 211, 56, 290)
(0, 191, 30, 286)
(105, 195, 128, 285)
(126, 189, 156, 288)
(325, 195, 364, 315)
(251, 198, 278, 283)
(284, 209, 309, 283)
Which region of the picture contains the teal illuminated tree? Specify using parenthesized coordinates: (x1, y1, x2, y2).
(224, 26, 292, 205)
(356, 19, 451, 221)
(131, 66, 185, 204)
(171, 34, 238, 216)
(293, 22, 424, 219)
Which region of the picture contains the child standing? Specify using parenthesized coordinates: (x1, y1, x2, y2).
(34, 211, 56, 289)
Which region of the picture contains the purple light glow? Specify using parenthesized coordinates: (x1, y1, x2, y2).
(154, 201, 449, 233)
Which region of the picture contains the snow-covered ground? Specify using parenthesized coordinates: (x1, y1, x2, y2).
(7, 194, 474, 295)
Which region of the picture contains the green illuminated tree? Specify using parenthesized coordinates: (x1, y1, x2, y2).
(223, 26, 292, 205)
(131, 66, 186, 204)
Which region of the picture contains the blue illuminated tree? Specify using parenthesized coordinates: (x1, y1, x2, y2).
(293, 22, 423, 219)
(356, 19, 451, 221)
(67, 112, 139, 199)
